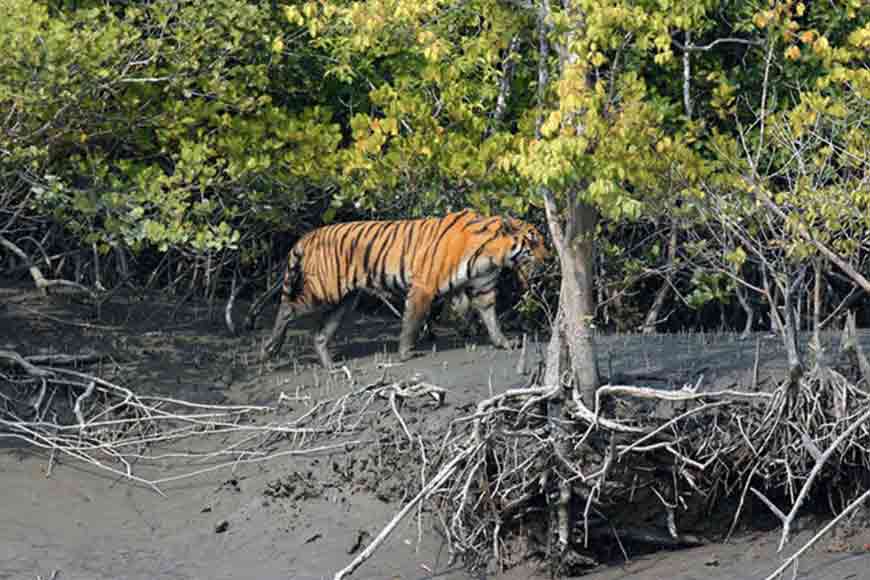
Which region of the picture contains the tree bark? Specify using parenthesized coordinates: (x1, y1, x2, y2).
(781, 280, 804, 383)
(811, 257, 824, 366)
(735, 283, 754, 339)
(642, 222, 677, 334)
(542, 192, 600, 408)
(568, 200, 600, 407)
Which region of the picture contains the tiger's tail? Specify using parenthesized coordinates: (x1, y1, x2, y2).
(246, 246, 303, 331)
(261, 246, 305, 359)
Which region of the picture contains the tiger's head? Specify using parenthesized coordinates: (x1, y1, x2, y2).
(502, 218, 550, 286)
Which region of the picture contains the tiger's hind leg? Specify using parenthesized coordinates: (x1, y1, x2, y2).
(420, 293, 459, 342)
(422, 292, 475, 342)
(398, 285, 435, 361)
(313, 293, 359, 368)
(469, 286, 513, 350)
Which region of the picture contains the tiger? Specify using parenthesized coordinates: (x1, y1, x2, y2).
(262, 209, 549, 367)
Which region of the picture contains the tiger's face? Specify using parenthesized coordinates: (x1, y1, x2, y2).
(506, 220, 548, 261)
(507, 220, 549, 286)
(521, 224, 549, 263)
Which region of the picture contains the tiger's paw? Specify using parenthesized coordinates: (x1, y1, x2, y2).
(261, 342, 279, 361)
(494, 337, 519, 350)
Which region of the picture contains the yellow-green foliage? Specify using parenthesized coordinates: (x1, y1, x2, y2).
(1, 0, 868, 273)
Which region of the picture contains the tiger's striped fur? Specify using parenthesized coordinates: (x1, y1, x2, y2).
(262, 209, 549, 367)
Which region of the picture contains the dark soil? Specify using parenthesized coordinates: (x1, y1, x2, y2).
(2, 282, 870, 579)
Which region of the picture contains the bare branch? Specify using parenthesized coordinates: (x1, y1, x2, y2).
(673, 37, 764, 52)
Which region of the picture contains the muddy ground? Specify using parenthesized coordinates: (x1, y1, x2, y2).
(2, 282, 870, 580)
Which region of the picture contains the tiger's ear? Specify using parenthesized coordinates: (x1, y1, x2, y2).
(499, 217, 521, 236)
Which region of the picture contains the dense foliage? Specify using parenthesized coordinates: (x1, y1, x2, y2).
(2, 0, 870, 333)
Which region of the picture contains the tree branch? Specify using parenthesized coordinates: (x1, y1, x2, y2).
(673, 37, 763, 52)
(746, 179, 870, 295)
(0, 234, 97, 298)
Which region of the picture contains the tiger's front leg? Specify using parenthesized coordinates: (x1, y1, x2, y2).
(398, 285, 435, 361)
(263, 299, 301, 360)
(312, 294, 358, 368)
(470, 287, 514, 350)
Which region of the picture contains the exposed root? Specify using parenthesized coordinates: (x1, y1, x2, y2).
(5, 340, 870, 580)
(0, 351, 449, 496)
(333, 444, 478, 580)
(406, 355, 870, 576)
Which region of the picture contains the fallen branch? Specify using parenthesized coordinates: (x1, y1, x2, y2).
(15, 304, 121, 331)
(595, 383, 771, 411)
(23, 352, 104, 366)
(0, 350, 387, 492)
(333, 444, 479, 580)
(762, 486, 870, 580)
(0, 234, 99, 299)
(756, 401, 870, 550)
(0, 349, 54, 377)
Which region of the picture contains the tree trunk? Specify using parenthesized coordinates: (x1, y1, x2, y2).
(810, 257, 825, 368)
(781, 286, 804, 383)
(568, 200, 600, 407)
(642, 222, 677, 334)
(736, 284, 754, 339)
(544, 307, 565, 388)
(765, 265, 804, 383)
(542, 192, 600, 409)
